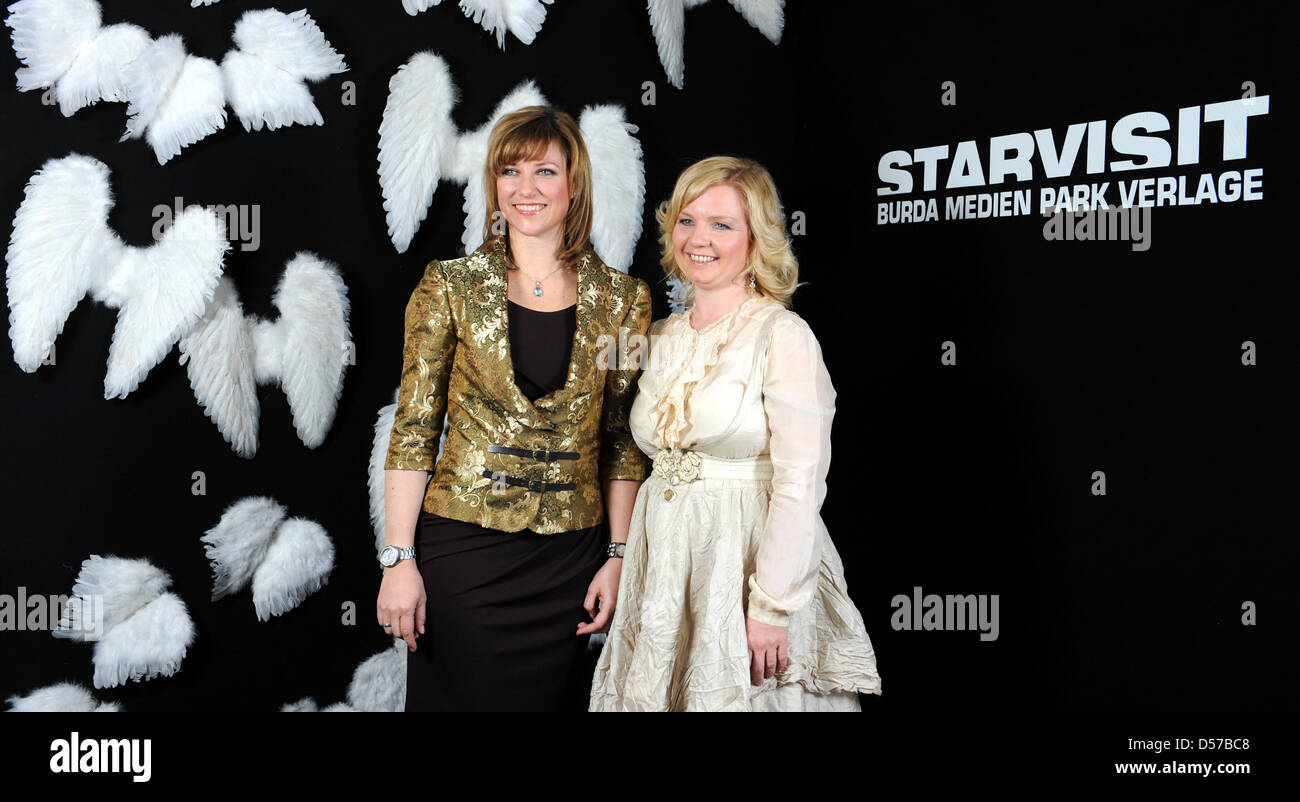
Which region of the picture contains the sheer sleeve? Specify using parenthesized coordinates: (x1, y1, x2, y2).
(746, 314, 836, 627)
(384, 260, 457, 472)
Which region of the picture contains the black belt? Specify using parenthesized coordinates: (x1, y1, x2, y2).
(487, 444, 579, 461)
(480, 470, 576, 492)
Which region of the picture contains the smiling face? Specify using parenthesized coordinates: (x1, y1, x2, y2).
(672, 183, 751, 292)
(495, 139, 571, 244)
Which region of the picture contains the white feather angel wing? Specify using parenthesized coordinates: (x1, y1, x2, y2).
(120, 34, 187, 137)
(401, 0, 441, 16)
(501, 0, 555, 45)
(10, 3, 344, 156)
(263, 252, 351, 449)
(178, 277, 260, 457)
(650, 0, 783, 88)
(347, 638, 406, 712)
(5, 154, 120, 373)
(221, 49, 322, 131)
(281, 697, 319, 712)
(181, 255, 351, 457)
(579, 105, 644, 273)
(378, 52, 459, 254)
(460, 0, 554, 47)
(232, 9, 346, 81)
(144, 55, 226, 164)
(280, 638, 404, 712)
(52, 554, 195, 688)
(5, 0, 102, 91)
(121, 35, 228, 164)
(101, 205, 229, 399)
(7, 154, 226, 396)
(401, 0, 553, 47)
(369, 392, 400, 552)
(222, 9, 348, 132)
(54, 555, 173, 639)
(91, 592, 194, 688)
(54, 22, 150, 116)
(200, 496, 287, 600)
(6, 682, 120, 712)
(9, 164, 345, 455)
(251, 516, 334, 621)
(729, 0, 784, 43)
(201, 497, 332, 620)
(321, 702, 355, 712)
(647, 0, 688, 89)
(6, 0, 150, 115)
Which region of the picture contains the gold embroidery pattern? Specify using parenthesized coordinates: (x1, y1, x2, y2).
(387, 257, 457, 472)
(384, 236, 652, 533)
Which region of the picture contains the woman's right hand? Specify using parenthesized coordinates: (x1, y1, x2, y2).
(377, 561, 426, 651)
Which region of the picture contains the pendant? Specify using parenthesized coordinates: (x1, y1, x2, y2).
(533, 281, 543, 297)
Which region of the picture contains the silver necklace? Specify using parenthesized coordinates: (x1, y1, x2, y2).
(508, 255, 565, 296)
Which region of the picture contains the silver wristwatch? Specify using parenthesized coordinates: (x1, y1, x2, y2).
(379, 545, 416, 568)
(606, 542, 625, 559)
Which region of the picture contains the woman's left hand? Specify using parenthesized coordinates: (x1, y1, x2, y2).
(578, 558, 622, 635)
(747, 616, 790, 686)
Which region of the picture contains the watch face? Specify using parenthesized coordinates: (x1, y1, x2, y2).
(379, 546, 397, 567)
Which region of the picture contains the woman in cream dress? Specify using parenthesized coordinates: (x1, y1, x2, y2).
(590, 157, 881, 711)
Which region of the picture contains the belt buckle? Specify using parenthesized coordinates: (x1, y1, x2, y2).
(527, 479, 544, 492)
(532, 448, 549, 462)
(653, 448, 702, 485)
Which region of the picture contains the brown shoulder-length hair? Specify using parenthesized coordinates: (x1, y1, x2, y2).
(482, 106, 594, 266)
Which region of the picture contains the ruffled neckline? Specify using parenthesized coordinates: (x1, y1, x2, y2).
(673, 294, 765, 336)
(650, 295, 775, 448)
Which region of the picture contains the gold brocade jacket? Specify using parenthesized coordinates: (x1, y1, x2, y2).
(385, 235, 652, 534)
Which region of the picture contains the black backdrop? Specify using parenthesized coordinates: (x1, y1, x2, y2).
(0, 0, 1293, 715)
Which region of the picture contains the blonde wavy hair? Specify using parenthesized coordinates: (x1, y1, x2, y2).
(655, 156, 801, 308)
(483, 105, 593, 266)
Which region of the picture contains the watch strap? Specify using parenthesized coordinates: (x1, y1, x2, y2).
(379, 545, 416, 566)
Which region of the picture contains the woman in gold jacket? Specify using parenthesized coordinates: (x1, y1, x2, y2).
(377, 106, 652, 711)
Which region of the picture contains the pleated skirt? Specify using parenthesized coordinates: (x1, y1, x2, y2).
(404, 511, 607, 712)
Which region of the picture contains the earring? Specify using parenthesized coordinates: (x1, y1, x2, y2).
(748, 271, 757, 292)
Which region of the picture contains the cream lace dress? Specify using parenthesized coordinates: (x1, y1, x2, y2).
(589, 295, 881, 711)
